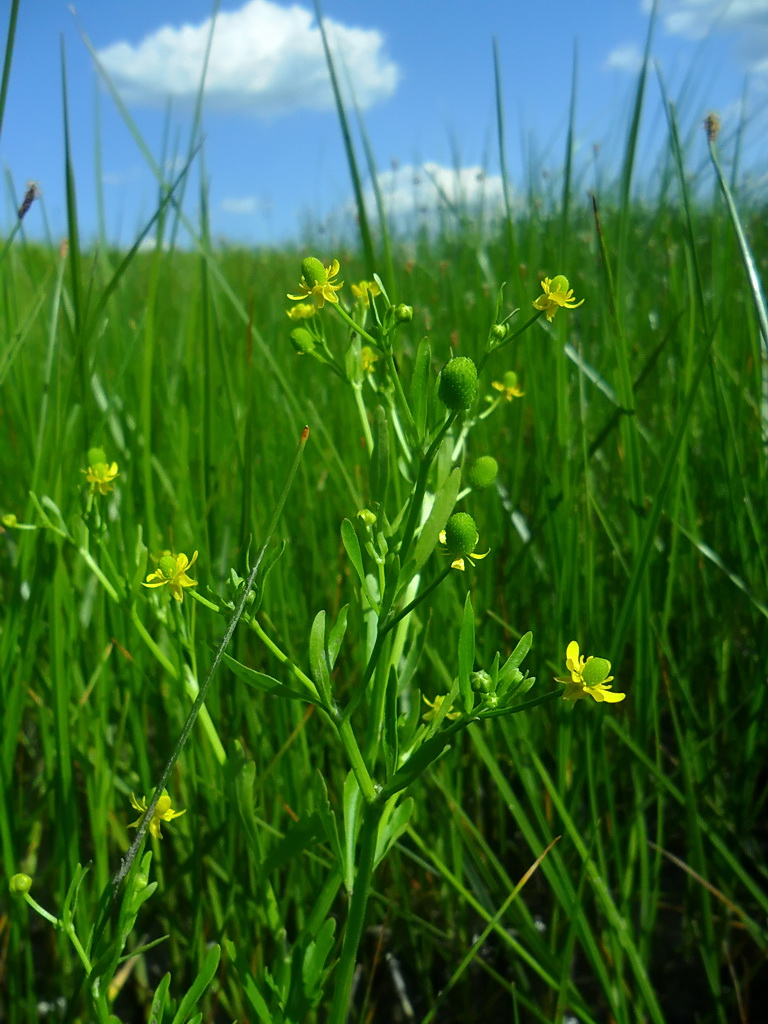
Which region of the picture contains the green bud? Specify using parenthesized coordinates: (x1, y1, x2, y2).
(290, 328, 317, 355)
(300, 257, 327, 288)
(2, 513, 18, 528)
(467, 456, 498, 490)
(582, 657, 611, 686)
(87, 447, 107, 467)
(490, 324, 507, 342)
(470, 669, 494, 694)
(357, 508, 377, 527)
(10, 873, 32, 895)
(443, 512, 478, 556)
(393, 303, 413, 323)
(438, 356, 478, 411)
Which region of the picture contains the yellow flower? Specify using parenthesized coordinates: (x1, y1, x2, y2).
(288, 256, 344, 309)
(83, 461, 119, 495)
(128, 792, 185, 840)
(360, 346, 379, 373)
(532, 275, 584, 322)
(554, 641, 625, 703)
(422, 694, 460, 723)
(491, 371, 525, 401)
(286, 302, 317, 320)
(142, 551, 198, 602)
(351, 280, 381, 306)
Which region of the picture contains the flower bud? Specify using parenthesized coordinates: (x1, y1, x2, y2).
(9, 873, 32, 895)
(489, 324, 507, 343)
(438, 356, 478, 411)
(442, 512, 479, 556)
(470, 669, 494, 694)
(300, 257, 328, 288)
(357, 508, 377, 527)
(467, 456, 498, 490)
(2, 513, 18, 528)
(582, 657, 612, 686)
(290, 328, 317, 355)
(393, 303, 413, 323)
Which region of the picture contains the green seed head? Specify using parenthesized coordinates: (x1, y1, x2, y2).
(443, 512, 478, 555)
(9, 873, 32, 895)
(290, 328, 317, 355)
(467, 456, 498, 490)
(158, 555, 177, 579)
(393, 303, 413, 323)
(582, 657, 611, 686)
(438, 356, 478, 411)
(300, 257, 327, 288)
(549, 275, 569, 293)
(87, 447, 107, 467)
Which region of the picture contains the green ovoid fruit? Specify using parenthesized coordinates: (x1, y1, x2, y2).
(290, 328, 317, 354)
(87, 447, 107, 467)
(467, 456, 498, 490)
(582, 657, 612, 685)
(438, 356, 478, 411)
(443, 512, 479, 555)
(300, 256, 327, 287)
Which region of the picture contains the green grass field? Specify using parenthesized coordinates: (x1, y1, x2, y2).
(2, 9, 768, 1023)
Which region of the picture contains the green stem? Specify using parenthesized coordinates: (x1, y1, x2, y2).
(478, 310, 542, 374)
(352, 383, 374, 454)
(337, 718, 377, 805)
(332, 301, 378, 346)
(385, 349, 418, 446)
(398, 413, 457, 563)
(328, 801, 382, 1024)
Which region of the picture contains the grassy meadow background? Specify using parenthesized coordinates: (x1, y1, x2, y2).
(2, 17, 768, 1024)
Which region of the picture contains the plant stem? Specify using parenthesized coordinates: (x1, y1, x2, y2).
(327, 800, 382, 1024)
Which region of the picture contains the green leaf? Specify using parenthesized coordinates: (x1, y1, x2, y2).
(169, 943, 220, 1024)
(148, 973, 171, 1024)
(410, 337, 431, 441)
(312, 771, 343, 874)
(342, 771, 362, 894)
(498, 632, 533, 684)
(327, 604, 349, 670)
(458, 592, 475, 713)
(382, 664, 399, 780)
(369, 404, 389, 507)
(375, 796, 414, 866)
(302, 918, 336, 999)
(380, 728, 457, 799)
(222, 652, 327, 709)
(341, 518, 365, 585)
(341, 518, 379, 612)
(309, 610, 332, 703)
(413, 467, 461, 570)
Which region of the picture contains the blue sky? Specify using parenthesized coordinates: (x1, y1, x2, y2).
(2, 0, 767, 246)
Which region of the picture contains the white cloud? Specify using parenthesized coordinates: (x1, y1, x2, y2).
(317, 162, 511, 237)
(96, 0, 400, 115)
(647, 0, 768, 72)
(221, 196, 259, 214)
(371, 163, 508, 221)
(604, 43, 646, 72)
